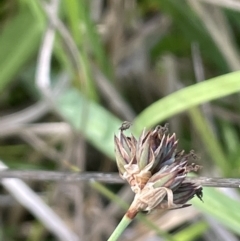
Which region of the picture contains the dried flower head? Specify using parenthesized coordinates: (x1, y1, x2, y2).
(114, 123, 203, 215)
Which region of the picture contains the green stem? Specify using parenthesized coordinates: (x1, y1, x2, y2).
(107, 214, 133, 241)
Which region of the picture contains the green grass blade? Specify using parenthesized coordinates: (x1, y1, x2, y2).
(77, 0, 113, 78)
(188, 108, 229, 173)
(63, 0, 99, 101)
(134, 71, 240, 132)
(57, 87, 121, 158)
(173, 221, 208, 241)
(62, 0, 81, 44)
(63, 0, 112, 100)
(0, 9, 43, 92)
(192, 187, 240, 235)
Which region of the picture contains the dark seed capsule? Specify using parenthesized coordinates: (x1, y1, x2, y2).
(196, 187, 203, 202)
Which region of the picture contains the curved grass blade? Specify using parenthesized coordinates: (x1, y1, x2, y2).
(134, 71, 240, 133)
(192, 187, 240, 235)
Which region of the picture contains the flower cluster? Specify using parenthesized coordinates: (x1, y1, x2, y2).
(114, 123, 203, 213)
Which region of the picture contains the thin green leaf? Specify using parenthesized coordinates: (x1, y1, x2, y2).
(57, 88, 121, 158)
(188, 108, 229, 174)
(192, 187, 240, 235)
(63, 0, 81, 44)
(134, 71, 240, 133)
(77, 0, 113, 78)
(173, 221, 208, 241)
(0, 9, 43, 92)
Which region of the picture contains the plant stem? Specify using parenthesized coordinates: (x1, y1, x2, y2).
(107, 214, 133, 241)
(1, 171, 240, 188)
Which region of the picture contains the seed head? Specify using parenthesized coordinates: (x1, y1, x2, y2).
(114, 123, 203, 212)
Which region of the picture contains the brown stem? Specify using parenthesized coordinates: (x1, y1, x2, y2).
(126, 207, 138, 219)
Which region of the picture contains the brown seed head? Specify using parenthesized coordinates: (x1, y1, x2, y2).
(115, 123, 203, 212)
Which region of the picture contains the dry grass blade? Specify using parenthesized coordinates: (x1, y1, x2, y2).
(0, 170, 240, 188)
(0, 160, 78, 241)
(188, 0, 240, 70)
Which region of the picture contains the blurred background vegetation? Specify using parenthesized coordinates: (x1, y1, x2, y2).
(1, 0, 240, 240)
